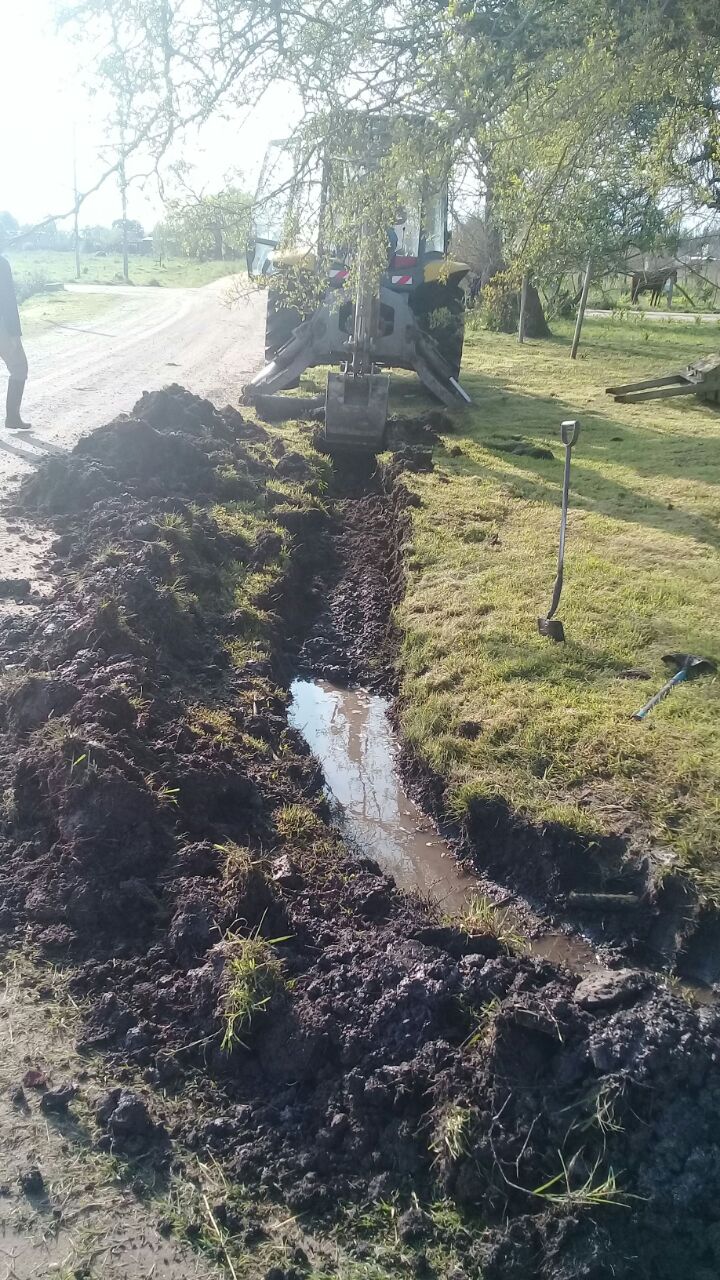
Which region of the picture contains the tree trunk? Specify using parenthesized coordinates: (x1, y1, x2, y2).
(480, 167, 550, 335)
(523, 281, 551, 337)
(480, 174, 505, 286)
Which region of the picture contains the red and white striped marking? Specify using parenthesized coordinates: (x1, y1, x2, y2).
(391, 274, 413, 286)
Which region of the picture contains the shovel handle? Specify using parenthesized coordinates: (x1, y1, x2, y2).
(544, 421, 581, 622)
(632, 667, 688, 721)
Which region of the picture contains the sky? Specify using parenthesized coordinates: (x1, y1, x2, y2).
(0, 0, 297, 232)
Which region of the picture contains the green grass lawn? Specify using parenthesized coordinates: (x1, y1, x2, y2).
(393, 316, 720, 896)
(6, 248, 245, 293)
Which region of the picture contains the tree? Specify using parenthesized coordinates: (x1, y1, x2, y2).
(82, 224, 116, 252)
(157, 190, 252, 259)
(64, 0, 720, 330)
(111, 218, 145, 248)
(439, 5, 720, 331)
(14, 219, 76, 251)
(470, 52, 680, 328)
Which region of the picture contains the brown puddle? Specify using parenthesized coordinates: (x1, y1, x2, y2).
(290, 679, 602, 977)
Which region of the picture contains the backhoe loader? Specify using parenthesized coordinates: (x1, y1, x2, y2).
(245, 123, 471, 450)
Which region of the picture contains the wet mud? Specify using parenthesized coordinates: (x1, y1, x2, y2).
(0, 392, 718, 1277)
(289, 677, 604, 980)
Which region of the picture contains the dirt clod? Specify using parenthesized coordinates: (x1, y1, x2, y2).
(103, 1090, 156, 1140)
(573, 968, 650, 1010)
(22, 1068, 48, 1090)
(398, 1205, 426, 1242)
(40, 1083, 77, 1114)
(0, 578, 30, 599)
(9, 1085, 28, 1110)
(275, 451, 314, 481)
(19, 1167, 44, 1196)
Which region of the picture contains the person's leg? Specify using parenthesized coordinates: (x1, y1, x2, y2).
(0, 331, 30, 429)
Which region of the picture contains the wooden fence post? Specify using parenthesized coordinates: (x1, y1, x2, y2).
(570, 258, 592, 359)
(518, 273, 529, 343)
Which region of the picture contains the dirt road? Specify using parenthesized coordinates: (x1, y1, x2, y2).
(14, 279, 265, 479)
(0, 279, 265, 592)
(587, 306, 720, 322)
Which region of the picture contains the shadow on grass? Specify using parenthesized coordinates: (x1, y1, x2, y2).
(449, 369, 720, 551)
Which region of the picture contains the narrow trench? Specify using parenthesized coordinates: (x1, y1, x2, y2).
(289, 677, 599, 974)
(289, 455, 717, 1004)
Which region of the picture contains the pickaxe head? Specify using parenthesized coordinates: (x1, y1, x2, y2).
(662, 652, 717, 678)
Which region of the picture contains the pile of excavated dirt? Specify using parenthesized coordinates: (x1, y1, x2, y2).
(0, 389, 719, 1279)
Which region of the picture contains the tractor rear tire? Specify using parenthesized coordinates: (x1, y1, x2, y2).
(410, 281, 465, 381)
(265, 289, 303, 364)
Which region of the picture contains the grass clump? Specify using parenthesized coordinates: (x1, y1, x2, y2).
(462, 997, 502, 1051)
(221, 928, 288, 1051)
(431, 1104, 472, 1166)
(156, 510, 187, 532)
(240, 732, 272, 757)
(531, 1152, 626, 1208)
(210, 499, 269, 544)
(188, 704, 236, 741)
(216, 840, 254, 881)
(213, 834, 256, 885)
(275, 803, 322, 843)
(449, 893, 526, 952)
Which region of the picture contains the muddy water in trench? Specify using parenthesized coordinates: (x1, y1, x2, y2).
(290, 678, 601, 975)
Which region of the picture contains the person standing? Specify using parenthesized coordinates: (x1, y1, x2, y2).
(0, 255, 31, 430)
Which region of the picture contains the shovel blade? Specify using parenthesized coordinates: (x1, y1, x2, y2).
(538, 616, 566, 643)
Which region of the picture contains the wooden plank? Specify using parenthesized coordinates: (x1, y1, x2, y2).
(616, 383, 698, 403)
(607, 374, 683, 396)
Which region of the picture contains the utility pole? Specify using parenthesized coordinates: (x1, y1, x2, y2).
(118, 113, 130, 283)
(72, 127, 81, 280)
(571, 258, 593, 359)
(119, 156, 129, 283)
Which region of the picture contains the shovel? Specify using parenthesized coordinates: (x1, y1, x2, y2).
(631, 652, 716, 721)
(538, 419, 580, 642)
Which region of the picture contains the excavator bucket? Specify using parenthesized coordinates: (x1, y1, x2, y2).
(325, 372, 390, 450)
